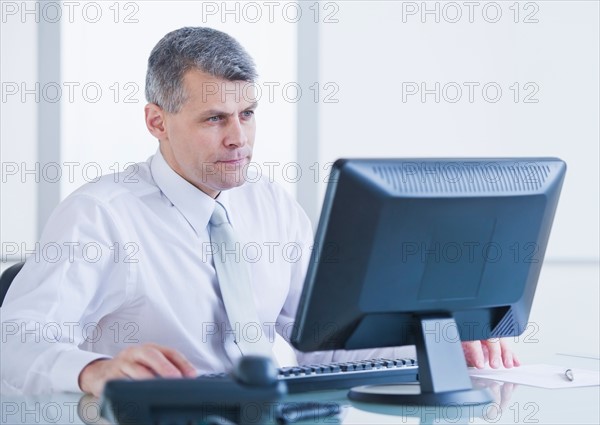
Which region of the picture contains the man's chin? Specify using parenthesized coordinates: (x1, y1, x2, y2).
(217, 174, 250, 190)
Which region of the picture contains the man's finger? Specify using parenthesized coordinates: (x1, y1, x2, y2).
(481, 342, 490, 365)
(121, 362, 157, 380)
(484, 339, 502, 368)
(158, 346, 198, 378)
(513, 353, 521, 367)
(462, 341, 484, 368)
(499, 339, 519, 368)
(130, 347, 184, 377)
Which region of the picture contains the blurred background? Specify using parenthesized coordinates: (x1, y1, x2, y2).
(1, 1, 599, 355)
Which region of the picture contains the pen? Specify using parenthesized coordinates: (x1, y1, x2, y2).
(564, 369, 574, 382)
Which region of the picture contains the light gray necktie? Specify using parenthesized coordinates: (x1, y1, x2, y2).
(209, 201, 273, 359)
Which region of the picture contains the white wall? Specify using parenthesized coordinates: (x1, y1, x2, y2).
(317, 1, 599, 262)
(0, 15, 38, 268)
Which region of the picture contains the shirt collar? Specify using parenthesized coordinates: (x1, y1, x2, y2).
(151, 148, 235, 236)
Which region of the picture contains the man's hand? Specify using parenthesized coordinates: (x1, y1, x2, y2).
(78, 343, 198, 397)
(462, 338, 521, 369)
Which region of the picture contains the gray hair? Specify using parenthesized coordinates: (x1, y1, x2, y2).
(145, 27, 257, 113)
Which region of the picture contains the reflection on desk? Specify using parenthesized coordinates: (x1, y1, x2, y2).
(1, 355, 598, 424)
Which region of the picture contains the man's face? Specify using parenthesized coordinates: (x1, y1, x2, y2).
(155, 69, 257, 198)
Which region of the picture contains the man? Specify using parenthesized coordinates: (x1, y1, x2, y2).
(1, 27, 518, 397)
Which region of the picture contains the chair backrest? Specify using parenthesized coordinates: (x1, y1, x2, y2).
(0, 262, 25, 307)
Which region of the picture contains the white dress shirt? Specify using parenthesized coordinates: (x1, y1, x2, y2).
(1, 150, 413, 394)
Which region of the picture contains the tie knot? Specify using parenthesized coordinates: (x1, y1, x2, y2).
(210, 202, 229, 227)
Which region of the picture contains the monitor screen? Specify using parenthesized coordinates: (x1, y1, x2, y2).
(291, 158, 566, 405)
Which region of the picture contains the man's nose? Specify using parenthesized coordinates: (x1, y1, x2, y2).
(224, 118, 248, 148)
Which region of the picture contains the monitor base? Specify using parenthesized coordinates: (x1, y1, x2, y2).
(348, 385, 493, 406)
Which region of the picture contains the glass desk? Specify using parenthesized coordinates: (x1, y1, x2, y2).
(2, 354, 598, 425)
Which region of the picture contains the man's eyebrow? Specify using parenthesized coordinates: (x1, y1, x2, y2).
(199, 102, 258, 117)
(200, 109, 230, 117)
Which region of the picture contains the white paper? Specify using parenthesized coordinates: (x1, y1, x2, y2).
(469, 364, 600, 389)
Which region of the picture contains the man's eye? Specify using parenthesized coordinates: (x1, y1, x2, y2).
(241, 110, 255, 119)
(207, 116, 221, 122)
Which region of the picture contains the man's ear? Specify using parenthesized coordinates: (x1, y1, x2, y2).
(145, 103, 167, 140)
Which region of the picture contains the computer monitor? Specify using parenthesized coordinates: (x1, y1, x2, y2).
(291, 158, 566, 405)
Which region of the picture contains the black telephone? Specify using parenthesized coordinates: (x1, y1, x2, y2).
(100, 356, 287, 425)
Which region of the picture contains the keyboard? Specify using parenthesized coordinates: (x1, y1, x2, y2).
(202, 357, 419, 393)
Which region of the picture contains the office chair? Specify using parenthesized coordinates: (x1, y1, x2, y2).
(0, 262, 24, 307)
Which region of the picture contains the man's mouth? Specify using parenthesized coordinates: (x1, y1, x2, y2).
(218, 157, 248, 165)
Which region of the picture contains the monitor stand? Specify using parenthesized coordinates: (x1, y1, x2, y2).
(348, 315, 493, 406)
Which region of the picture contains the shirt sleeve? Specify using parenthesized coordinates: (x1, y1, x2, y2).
(0, 193, 134, 394)
(275, 190, 416, 366)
